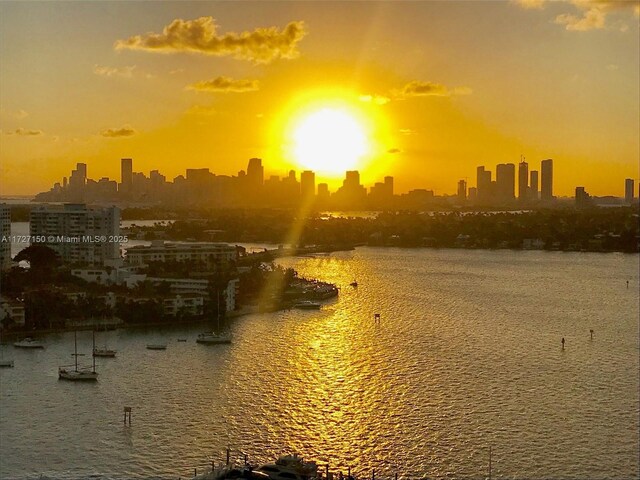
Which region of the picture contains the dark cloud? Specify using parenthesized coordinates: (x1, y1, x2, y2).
(115, 17, 307, 64)
(388, 148, 401, 154)
(399, 81, 452, 97)
(187, 76, 259, 93)
(101, 126, 137, 138)
(8, 128, 43, 136)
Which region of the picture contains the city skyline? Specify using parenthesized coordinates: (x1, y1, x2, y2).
(1, 2, 639, 196)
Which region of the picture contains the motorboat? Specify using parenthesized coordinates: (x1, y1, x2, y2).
(59, 331, 98, 381)
(146, 344, 167, 350)
(13, 337, 44, 349)
(92, 330, 116, 357)
(256, 454, 318, 480)
(93, 347, 116, 357)
(349, 280, 358, 288)
(196, 331, 232, 344)
(293, 301, 322, 310)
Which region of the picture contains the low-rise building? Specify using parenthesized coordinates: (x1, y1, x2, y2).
(125, 241, 237, 269)
(162, 294, 204, 316)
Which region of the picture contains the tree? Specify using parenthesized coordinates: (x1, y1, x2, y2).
(14, 245, 60, 277)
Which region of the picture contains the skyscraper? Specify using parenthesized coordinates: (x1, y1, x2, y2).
(541, 159, 553, 201)
(496, 163, 515, 202)
(457, 179, 467, 201)
(476, 166, 492, 204)
(120, 158, 133, 196)
(300, 170, 316, 201)
(624, 178, 634, 204)
(247, 158, 264, 188)
(518, 161, 528, 201)
(530, 170, 539, 200)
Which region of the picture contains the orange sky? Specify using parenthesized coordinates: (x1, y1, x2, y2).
(1, 1, 638, 196)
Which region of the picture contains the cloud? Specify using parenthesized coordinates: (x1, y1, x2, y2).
(396, 81, 472, 98)
(606, 63, 619, 70)
(6, 128, 43, 136)
(516, 0, 640, 31)
(100, 126, 137, 138)
(16, 110, 29, 119)
(555, 7, 606, 30)
(387, 148, 401, 154)
(93, 64, 136, 78)
(399, 129, 415, 135)
(186, 76, 259, 93)
(359, 94, 391, 105)
(115, 17, 307, 64)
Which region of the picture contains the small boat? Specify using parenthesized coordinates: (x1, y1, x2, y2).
(13, 337, 44, 349)
(59, 331, 98, 381)
(146, 344, 167, 350)
(350, 280, 358, 287)
(92, 330, 116, 357)
(293, 300, 322, 310)
(93, 347, 117, 357)
(196, 331, 232, 344)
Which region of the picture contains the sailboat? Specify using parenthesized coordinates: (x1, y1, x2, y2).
(92, 330, 116, 358)
(58, 331, 98, 381)
(197, 290, 232, 344)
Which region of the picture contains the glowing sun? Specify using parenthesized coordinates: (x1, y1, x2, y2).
(292, 108, 368, 174)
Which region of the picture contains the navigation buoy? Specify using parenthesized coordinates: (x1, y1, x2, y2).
(590, 329, 594, 340)
(374, 313, 381, 323)
(561, 337, 565, 350)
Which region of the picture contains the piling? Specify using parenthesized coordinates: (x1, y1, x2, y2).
(123, 406, 132, 425)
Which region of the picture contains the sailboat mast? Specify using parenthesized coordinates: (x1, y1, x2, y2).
(92, 330, 96, 373)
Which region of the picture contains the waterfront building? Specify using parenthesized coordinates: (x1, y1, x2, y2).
(0, 204, 11, 270)
(30, 204, 121, 266)
(624, 178, 634, 204)
(541, 159, 553, 201)
(518, 161, 528, 201)
(530, 170, 539, 200)
(125, 241, 237, 269)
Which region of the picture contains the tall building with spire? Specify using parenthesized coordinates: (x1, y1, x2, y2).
(518, 160, 528, 201)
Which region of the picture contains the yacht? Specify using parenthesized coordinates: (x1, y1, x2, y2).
(194, 454, 317, 480)
(13, 337, 44, 349)
(256, 454, 318, 480)
(196, 331, 232, 344)
(293, 301, 321, 310)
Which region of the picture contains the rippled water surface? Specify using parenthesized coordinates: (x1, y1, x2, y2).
(1, 248, 638, 479)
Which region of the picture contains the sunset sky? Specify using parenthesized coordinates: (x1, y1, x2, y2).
(1, 1, 638, 196)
